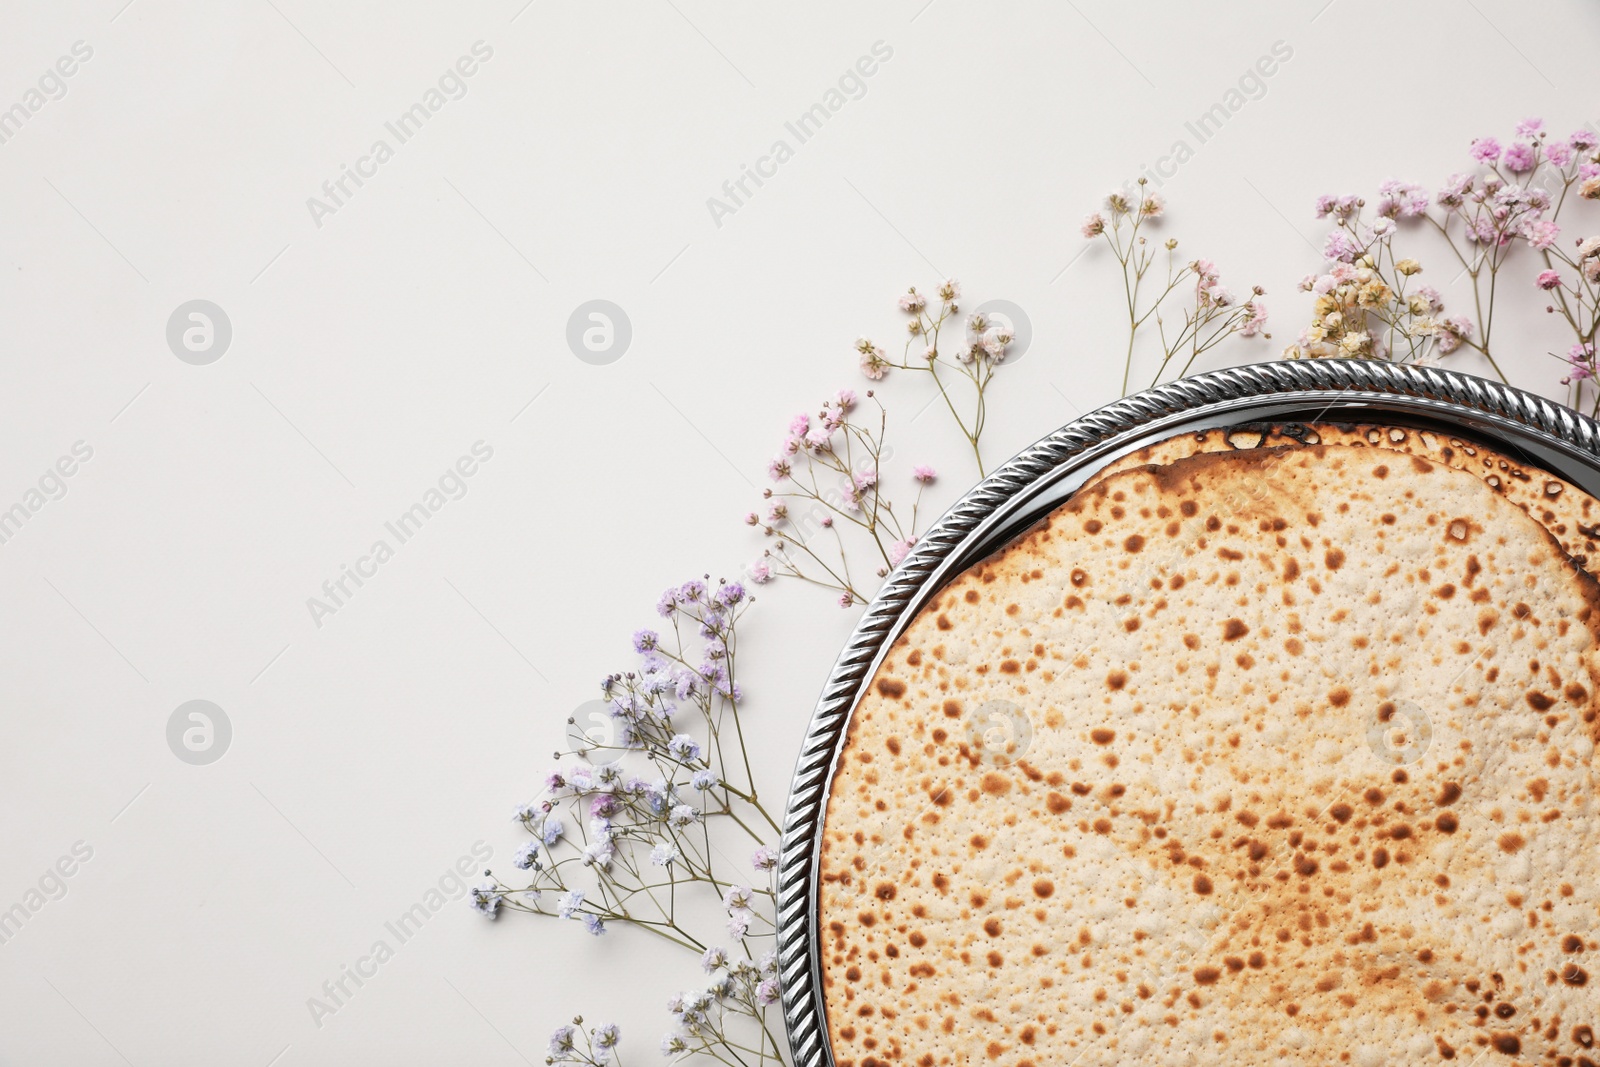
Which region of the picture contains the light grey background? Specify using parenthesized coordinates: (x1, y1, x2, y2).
(0, 0, 1592, 1063)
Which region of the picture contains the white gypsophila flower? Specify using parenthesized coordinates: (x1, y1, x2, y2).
(549, 1025, 578, 1061)
(469, 881, 503, 918)
(666, 734, 702, 762)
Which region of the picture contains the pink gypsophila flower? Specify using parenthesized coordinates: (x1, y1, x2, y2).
(1523, 218, 1560, 250)
(1503, 142, 1537, 173)
(1470, 137, 1502, 164)
(1516, 118, 1545, 138)
(1377, 180, 1429, 218)
(1568, 343, 1595, 381)
(1536, 269, 1563, 290)
(888, 538, 916, 566)
(1322, 231, 1360, 263)
(1239, 301, 1268, 337)
(912, 465, 937, 484)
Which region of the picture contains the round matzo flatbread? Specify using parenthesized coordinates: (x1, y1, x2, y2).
(819, 443, 1600, 1067)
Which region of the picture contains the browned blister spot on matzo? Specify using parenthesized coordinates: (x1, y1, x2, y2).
(818, 442, 1600, 1067)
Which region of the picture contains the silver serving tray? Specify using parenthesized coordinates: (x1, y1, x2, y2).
(774, 358, 1600, 1064)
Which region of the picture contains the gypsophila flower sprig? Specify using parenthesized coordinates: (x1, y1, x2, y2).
(1290, 119, 1600, 383)
(548, 1019, 623, 1067)
(745, 390, 937, 608)
(1083, 179, 1269, 396)
(857, 278, 1014, 477)
(661, 949, 783, 1067)
(483, 579, 791, 1067)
